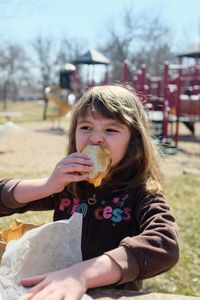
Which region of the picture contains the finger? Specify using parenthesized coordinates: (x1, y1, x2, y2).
(64, 172, 90, 182)
(60, 164, 93, 174)
(21, 274, 46, 287)
(62, 155, 94, 166)
(18, 293, 33, 300)
(23, 285, 66, 300)
(68, 152, 92, 159)
(21, 279, 48, 298)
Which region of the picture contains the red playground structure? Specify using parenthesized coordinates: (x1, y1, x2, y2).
(122, 51, 200, 148)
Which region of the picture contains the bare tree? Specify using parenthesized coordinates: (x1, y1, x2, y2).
(30, 35, 85, 118)
(30, 36, 59, 92)
(30, 36, 60, 119)
(0, 43, 29, 109)
(56, 36, 86, 68)
(132, 15, 175, 75)
(98, 5, 174, 81)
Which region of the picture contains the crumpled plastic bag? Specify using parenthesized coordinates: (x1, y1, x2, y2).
(0, 213, 92, 300)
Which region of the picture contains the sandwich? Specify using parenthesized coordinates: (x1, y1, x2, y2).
(81, 144, 111, 187)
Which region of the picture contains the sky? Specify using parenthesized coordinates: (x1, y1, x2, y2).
(0, 0, 200, 53)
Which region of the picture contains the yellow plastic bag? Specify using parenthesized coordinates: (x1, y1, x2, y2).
(0, 219, 38, 261)
(0, 241, 6, 261)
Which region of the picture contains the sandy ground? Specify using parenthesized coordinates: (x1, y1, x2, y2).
(0, 120, 200, 178)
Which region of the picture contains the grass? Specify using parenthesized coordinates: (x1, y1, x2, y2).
(0, 99, 44, 123)
(143, 174, 200, 296)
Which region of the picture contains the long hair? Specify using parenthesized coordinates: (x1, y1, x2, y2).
(66, 84, 164, 196)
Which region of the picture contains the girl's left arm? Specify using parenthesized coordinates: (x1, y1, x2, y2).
(106, 191, 179, 284)
(18, 254, 122, 300)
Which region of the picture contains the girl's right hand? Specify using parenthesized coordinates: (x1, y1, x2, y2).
(46, 152, 93, 193)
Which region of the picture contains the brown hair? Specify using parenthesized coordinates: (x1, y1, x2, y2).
(67, 84, 164, 195)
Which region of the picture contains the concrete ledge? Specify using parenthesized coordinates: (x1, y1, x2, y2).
(88, 288, 200, 299)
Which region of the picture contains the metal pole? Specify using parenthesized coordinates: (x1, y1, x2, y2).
(175, 67, 182, 147)
(163, 62, 169, 140)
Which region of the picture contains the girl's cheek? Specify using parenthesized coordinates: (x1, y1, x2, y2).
(75, 133, 81, 152)
(75, 140, 82, 152)
(75, 137, 87, 152)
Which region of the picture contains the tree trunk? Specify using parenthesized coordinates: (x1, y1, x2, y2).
(42, 91, 48, 120)
(3, 82, 8, 111)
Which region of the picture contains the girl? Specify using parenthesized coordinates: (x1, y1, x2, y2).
(0, 84, 179, 300)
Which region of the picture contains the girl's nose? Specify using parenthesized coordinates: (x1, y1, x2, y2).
(89, 130, 104, 145)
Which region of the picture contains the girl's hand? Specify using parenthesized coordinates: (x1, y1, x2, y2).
(18, 267, 86, 300)
(46, 153, 93, 193)
(18, 255, 122, 300)
(12, 153, 93, 204)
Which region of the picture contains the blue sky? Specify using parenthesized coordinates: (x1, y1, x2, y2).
(0, 0, 200, 52)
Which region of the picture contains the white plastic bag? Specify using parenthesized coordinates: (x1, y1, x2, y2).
(0, 213, 92, 299)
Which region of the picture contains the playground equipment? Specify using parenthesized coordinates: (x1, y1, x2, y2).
(73, 49, 110, 88)
(122, 51, 200, 147)
(44, 63, 81, 121)
(44, 50, 110, 121)
(44, 85, 72, 119)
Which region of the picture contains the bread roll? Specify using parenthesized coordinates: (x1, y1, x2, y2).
(81, 145, 111, 187)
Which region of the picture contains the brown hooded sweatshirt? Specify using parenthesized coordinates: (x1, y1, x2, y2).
(0, 178, 179, 290)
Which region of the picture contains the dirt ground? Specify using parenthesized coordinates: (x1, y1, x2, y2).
(0, 120, 200, 178)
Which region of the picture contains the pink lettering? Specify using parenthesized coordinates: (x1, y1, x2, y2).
(123, 207, 131, 220)
(103, 206, 112, 219)
(71, 198, 80, 214)
(59, 198, 71, 211)
(113, 197, 119, 204)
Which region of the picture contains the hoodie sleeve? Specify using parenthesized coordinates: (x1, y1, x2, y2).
(0, 178, 56, 216)
(105, 190, 179, 285)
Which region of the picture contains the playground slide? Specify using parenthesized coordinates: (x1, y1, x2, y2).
(45, 86, 72, 119)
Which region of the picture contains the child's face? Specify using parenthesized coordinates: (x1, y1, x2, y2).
(75, 109, 131, 168)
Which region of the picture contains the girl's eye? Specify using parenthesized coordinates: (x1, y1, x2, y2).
(80, 126, 91, 130)
(106, 128, 118, 133)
